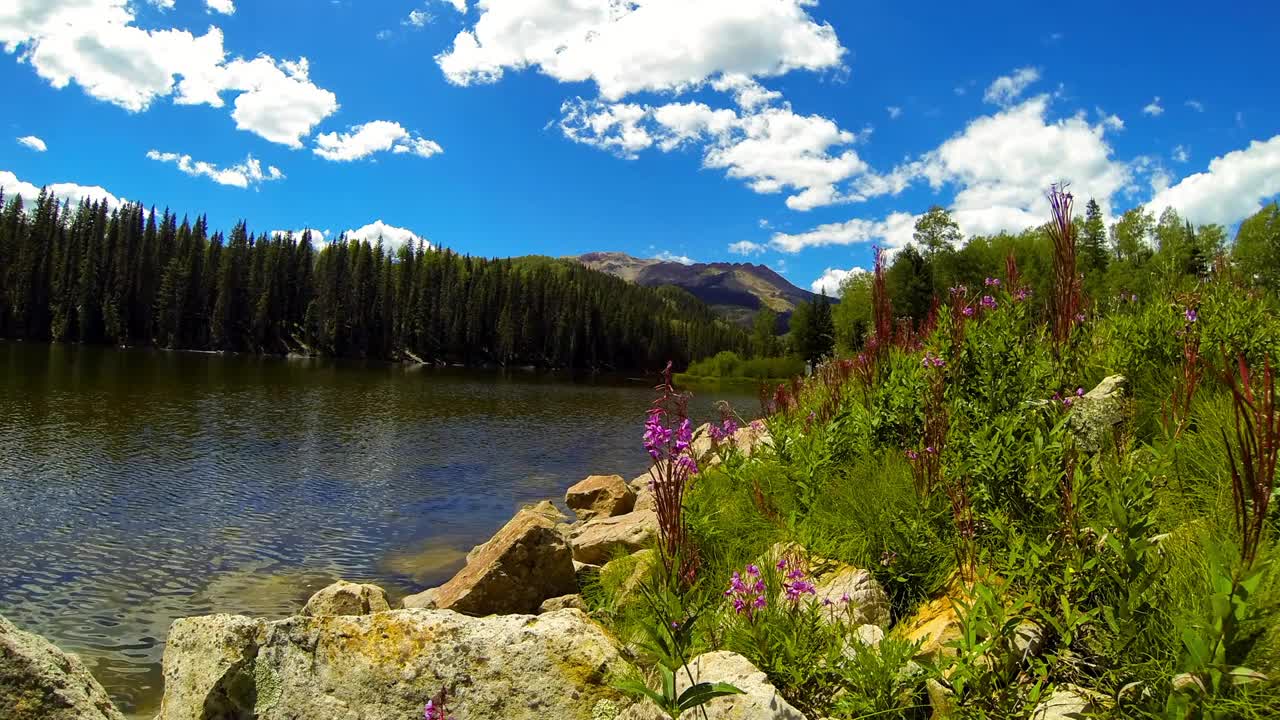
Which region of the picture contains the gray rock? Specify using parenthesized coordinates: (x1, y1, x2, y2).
(302, 580, 391, 616)
(811, 565, 892, 629)
(0, 615, 125, 720)
(1067, 375, 1128, 453)
(1031, 684, 1105, 719)
(403, 506, 577, 615)
(618, 651, 804, 720)
(566, 475, 636, 521)
(569, 510, 658, 565)
(156, 608, 630, 720)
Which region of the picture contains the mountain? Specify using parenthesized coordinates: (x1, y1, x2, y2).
(573, 252, 822, 327)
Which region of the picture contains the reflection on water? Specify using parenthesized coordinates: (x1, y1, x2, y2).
(0, 341, 757, 717)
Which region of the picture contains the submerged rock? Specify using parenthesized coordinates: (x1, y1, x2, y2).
(566, 474, 636, 522)
(0, 615, 125, 720)
(302, 580, 391, 616)
(157, 608, 630, 720)
(618, 651, 804, 720)
(403, 506, 577, 615)
(569, 510, 658, 565)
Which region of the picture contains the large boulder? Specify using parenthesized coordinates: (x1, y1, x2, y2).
(1067, 375, 1128, 453)
(302, 580, 391, 616)
(900, 593, 962, 661)
(403, 506, 577, 615)
(812, 565, 891, 629)
(618, 651, 804, 720)
(566, 475, 636, 521)
(569, 510, 658, 565)
(0, 615, 125, 720)
(156, 608, 630, 720)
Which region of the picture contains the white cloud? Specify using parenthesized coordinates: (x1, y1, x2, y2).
(146, 0, 175, 9)
(1185, 99, 1204, 113)
(809, 266, 865, 295)
(983, 67, 1039, 107)
(440, 0, 466, 11)
(887, 106, 902, 119)
(711, 74, 782, 110)
(404, 9, 431, 27)
(653, 250, 695, 265)
(1143, 96, 1164, 116)
(1095, 107, 1124, 131)
(1146, 135, 1280, 227)
(344, 220, 428, 250)
(0, 168, 120, 208)
(16, 135, 46, 152)
(313, 120, 443, 162)
(0, 0, 336, 146)
(728, 240, 766, 256)
(1172, 145, 1189, 163)
(559, 97, 869, 210)
(206, 0, 234, 14)
(436, 0, 846, 101)
(146, 150, 284, 188)
(770, 212, 917, 254)
(914, 94, 1128, 238)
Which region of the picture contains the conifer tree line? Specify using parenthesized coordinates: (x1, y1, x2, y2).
(0, 189, 749, 369)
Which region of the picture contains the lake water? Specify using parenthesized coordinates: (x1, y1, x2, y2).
(0, 341, 758, 717)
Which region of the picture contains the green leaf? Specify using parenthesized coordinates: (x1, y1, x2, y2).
(677, 682, 745, 711)
(614, 678, 669, 710)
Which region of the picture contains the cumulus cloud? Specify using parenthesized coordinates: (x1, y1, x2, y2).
(404, 9, 431, 27)
(1143, 97, 1164, 116)
(728, 240, 767, 256)
(983, 67, 1040, 107)
(1185, 99, 1204, 112)
(770, 212, 917, 254)
(887, 106, 902, 119)
(809, 266, 865, 295)
(16, 135, 46, 152)
(313, 121, 443, 161)
(1095, 108, 1124, 131)
(344, 220, 428, 250)
(653, 250, 695, 265)
(1172, 145, 1189, 163)
(435, 0, 846, 100)
(1145, 135, 1280, 226)
(0, 168, 121, 208)
(146, 150, 284, 188)
(206, 0, 234, 14)
(559, 97, 870, 211)
(0, 0, 337, 146)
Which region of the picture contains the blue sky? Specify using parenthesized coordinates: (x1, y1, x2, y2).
(2, 1, 1278, 294)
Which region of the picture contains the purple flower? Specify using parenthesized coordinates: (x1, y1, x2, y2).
(905, 449, 919, 461)
(962, 306, 975, 317)
(1185, 308, 1198, 324)
(1075, 312, 1087, 323)
(784, 579, 817, 601)
(1130, 293, 1138, 303)
(949, 285, 968, 296)
(1076, 387, 1085, 397)
(776, 558, 788, 571)
(1013, 287, 1031, 302)
(984, 277, 1001, 287)
(746, 564, 760, 577)
(841, 593, 851, 604)
(980, 295, 997, 311)
(754, 594, 767, 609)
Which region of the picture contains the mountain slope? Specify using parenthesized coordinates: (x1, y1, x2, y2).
(574, 252, 821, 326)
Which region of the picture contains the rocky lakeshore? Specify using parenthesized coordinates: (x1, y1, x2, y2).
(1, 395, 1130, 720)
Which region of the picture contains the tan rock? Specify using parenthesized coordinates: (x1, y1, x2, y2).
(566, 475, 636, 521)
(569, 510, 658, 565)
(539, 594, 587, 613)
(403, 506, 576, 615)
(812, 565, 891, 629)
(302, 580, 391, 616)
(0, 615, 125, 720)
(157, 609, 630, 720)
(617, 651, 804, 720)
(1031, 684, 1106, 720)
(900, 594, 963, 661)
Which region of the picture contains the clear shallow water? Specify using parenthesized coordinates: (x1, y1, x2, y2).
(0, 341, 757, 717)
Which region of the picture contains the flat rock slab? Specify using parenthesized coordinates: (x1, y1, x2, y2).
(569, 510, 658, 565)
(157, 609, 630, 720)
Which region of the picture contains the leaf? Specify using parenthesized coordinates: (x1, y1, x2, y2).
(677, 682, 745, 711)
(614, 678, 669, 710)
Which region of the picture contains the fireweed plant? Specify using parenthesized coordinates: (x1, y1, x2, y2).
(598, 187, 1279, 720)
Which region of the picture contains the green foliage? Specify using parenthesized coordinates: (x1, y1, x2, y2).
(790, 292, 836, 364)
(680, 351, 804, 382)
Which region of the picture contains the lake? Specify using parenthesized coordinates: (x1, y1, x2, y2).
(0, 341, 760, 717)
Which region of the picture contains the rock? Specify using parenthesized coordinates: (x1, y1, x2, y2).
(634, 488, 656, 513)
(901, 594, 962, 661)
(570, 510, 658, 565)
(403, 506, 577, 615)
(0, 615, 125, 720)
(599, 549, 657, 605)
(1030, 684, 1105, 720)
(465, 500, 568, 564)
(402, 587, 438, 609)
(540, 594, 587, 613)
(566, 475, 636, 521)
(812, 565, 891, 629)
(1067, 375, 1128, 453)
(157, 608, 630, 720)
(731, 422, 774, 458)
(618, 651, 804, 720)
(926, 678, 956, 718)
(302, 580, 391, 616)
(1013, 620, 1046, 660)
(855, 623, 886, 647)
